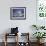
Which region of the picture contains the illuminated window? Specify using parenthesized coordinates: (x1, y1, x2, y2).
(37, 0, 46, 18)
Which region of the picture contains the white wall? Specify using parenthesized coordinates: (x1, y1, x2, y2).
(0, 0, 36, 42)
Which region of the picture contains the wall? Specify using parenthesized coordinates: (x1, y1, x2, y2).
(0, 0, 36, 42)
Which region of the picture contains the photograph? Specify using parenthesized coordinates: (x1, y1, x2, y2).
(10, 7, 26, 20)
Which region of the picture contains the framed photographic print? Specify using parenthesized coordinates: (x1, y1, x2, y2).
(10, 7, 26, 20)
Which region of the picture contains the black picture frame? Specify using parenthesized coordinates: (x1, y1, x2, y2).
(10, 7, 26, 20)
